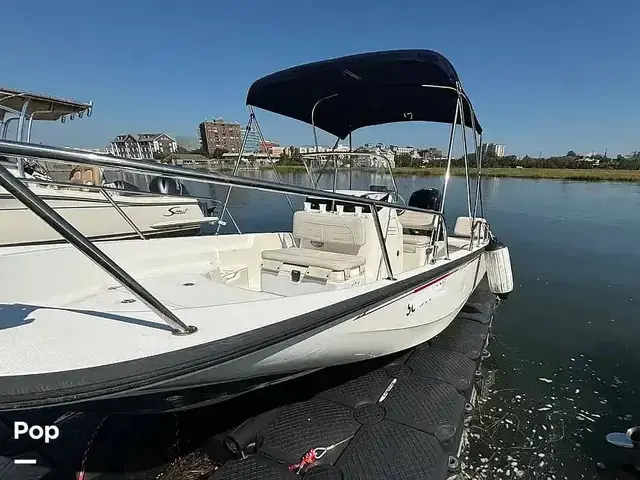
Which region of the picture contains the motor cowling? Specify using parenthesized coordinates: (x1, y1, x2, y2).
(149, 176, 190, 196)
(484, 237, 514, 299)
(408, 187, 442, 212)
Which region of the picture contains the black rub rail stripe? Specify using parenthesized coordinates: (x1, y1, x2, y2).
(0, 248, 484, 410)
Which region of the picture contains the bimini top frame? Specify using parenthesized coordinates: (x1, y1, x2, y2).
(239, 50, 482, 235)
(245, 49, 482, 139)
(239, 48, 486, 246)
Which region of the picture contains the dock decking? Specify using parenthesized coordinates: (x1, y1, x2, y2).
(211, 283, 495, 480)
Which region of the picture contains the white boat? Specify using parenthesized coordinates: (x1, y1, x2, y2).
(0, 87, 218, 246)
(0, 50, 513, 413)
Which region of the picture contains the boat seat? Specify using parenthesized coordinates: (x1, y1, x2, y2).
(403, 234, 430, 247)
(402, 234, 433, 271)
(260, 247, 366, 295)
(261, 248, 365, 271)
(260, 210, 371, 295)
(69, 166, 103, 186)
(453, 216, 488, 239)
(399, 211, 437, 271)
(292, 210, 367, 246)
(398, 211, 437, 232)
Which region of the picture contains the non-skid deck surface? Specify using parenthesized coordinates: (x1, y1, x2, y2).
(211, 285, 496, 480)
(0, 283, 496, 480)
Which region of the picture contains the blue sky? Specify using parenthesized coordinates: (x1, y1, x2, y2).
(2, 0, 638, 156)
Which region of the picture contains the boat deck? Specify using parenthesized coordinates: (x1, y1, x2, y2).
(0, 281, 497, 480)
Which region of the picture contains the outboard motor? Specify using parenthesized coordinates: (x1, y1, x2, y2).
(408, 187, 442, 212)
(484, 237, 514, 300)
(149, 176, 190, 196)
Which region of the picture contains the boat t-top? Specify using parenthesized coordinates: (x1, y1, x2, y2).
(0, 87, 217, 247)
(0, 49, 513, 413)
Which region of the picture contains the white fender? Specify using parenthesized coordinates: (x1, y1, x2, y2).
(484, 239, 513, 298)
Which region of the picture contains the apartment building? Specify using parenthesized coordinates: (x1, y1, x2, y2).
(109, 133, 177, 160)
(482, 143, 506, 157)
(199, 119, 242, 154)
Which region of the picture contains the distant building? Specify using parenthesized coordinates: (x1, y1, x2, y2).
(390, 145, 415, 155)
(162, 153, 217, 169)
(199, 119, 242, 155)
(418, 147, 444, 161)
(109, 133, 177, 160)
(482, 143, 506, 157)
(258, 140, 279, 153)
(271, 146, 289, 156)
(351, 145, 395, 168)
(221, 152, 282, 166)
(299, 145, 331, 153)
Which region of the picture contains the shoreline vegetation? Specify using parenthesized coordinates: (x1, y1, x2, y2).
(172, 147, 640, 183)
(267, 165, 640, 182)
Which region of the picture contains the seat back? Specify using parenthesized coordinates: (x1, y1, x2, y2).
(453, 216, 488, 239)
(398, 210, 437, 232)
(293, 210, 366, 251)
(293, 205, 402, 281)
(69, 166, 103, 186)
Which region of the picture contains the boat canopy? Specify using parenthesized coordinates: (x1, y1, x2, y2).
(246, 49, 482, 139)
(0, 87, 92, 122)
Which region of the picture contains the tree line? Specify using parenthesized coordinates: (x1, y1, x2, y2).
(159, 146, 640, 171)
(398, 151, 640, 170)
(153, 146, 231, 161)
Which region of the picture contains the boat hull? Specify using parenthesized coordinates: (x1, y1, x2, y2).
(0, 187, 206, 246)
(0, 246, 486, 414)
(134, 250, 487, 409)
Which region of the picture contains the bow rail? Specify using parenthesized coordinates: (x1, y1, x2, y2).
(0, 139, 453, 335)
(0, 140, 447, 218)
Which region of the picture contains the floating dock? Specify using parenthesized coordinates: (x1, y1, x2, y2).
(211, 283, 496, 480)
(0, 282, 497, 480)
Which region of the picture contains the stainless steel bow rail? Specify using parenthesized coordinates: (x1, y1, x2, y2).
(0, 139, 454, 335)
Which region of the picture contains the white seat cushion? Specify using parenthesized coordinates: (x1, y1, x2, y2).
(262, 248, 365, 271)
(293, 211, 366, 245)
(454, 216, 487, 238)
(398, 211, 437, 231)
(403, 234, 430, 247)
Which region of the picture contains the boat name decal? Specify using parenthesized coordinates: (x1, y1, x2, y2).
(164, 206, 189, 217)
(406, 272, 453, 316)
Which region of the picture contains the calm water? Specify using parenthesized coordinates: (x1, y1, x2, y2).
(137, 170, 640, 478)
